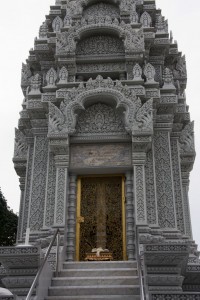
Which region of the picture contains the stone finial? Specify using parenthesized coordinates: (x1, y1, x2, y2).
(46, 68, 57, 87)
(39, 21, 48, 39)
(140, 11, 152, 28)
(52, 16, 63, 32)
(58, 67, 68, 84)
(156, 14, 168, 33)
(162, 68, 176, 89)
(144, 63, 155, 83)
(133, 63, 142, 81)
(29, 74, 41, 95)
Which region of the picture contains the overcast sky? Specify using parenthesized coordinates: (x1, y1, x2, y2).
(0, 0, 199, 247)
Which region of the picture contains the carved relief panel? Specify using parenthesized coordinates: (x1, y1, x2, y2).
(83, 2, 120, 19)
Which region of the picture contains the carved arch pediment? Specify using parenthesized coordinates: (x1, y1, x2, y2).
(48, 76, 153, 137)
(56, 22, 144, 55)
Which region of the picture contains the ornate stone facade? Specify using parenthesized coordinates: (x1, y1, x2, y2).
(0, 0, 199, 299)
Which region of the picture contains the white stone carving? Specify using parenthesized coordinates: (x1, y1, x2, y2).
(140, 11, 152, 28)
(39, 21, 48, 39)
(58, 66, 68, 84)
(52, 16, 63, 32)
(14, 129, 28, 159)
(162, 68, 176, 89)
(29, 74, 41, 95)
(179, 122, 195, 153)
(133, 63, 142, 81)
(45, 67, 57, 87)
(144, 63, 156, 83)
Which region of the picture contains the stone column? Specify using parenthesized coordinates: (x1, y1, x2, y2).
(54, 155, 69, 228)
(125, 171, 135, 260)
(154, 120, 177, 231)
(181, 171, 193, 238)
(66, 175, 77, 261)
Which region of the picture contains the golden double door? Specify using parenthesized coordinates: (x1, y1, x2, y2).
(76, 176, 126, 261)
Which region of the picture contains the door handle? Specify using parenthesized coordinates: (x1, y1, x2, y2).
(77, 216, 85, 223)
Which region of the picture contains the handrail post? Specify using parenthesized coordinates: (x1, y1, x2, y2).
(136, 225, 145, 300)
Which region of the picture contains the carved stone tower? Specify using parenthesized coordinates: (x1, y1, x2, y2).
(0, 0, 200, 299)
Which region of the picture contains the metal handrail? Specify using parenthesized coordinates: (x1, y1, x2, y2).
(25, 228, 61, 300)
(136, 226, 146, 300)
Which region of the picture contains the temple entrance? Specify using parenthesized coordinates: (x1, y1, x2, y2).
(76, 176, 126, 261)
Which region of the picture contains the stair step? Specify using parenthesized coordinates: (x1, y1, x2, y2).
(59, 268, 138, 277)
(62, 261, 137, 270)
(48, 285, 140, 296)
(46, 296, 140, 300)
(52, 276, 139, 286)
(45, 296, 141, 300)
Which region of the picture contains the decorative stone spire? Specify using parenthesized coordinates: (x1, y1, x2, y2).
(39, 21, 48, 39)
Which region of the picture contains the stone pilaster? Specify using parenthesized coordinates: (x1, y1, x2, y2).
(43, 151, 56, 229)
(171, 134, 185, 235)
(181, 171, 193, 238)
(154, 120, 177, 231)
(66, 175, 77, 261)
(145, 144, 159, 227)
(125, 171, 135, 260)
(28, 132, 48, 232)
(16, 176, 26, 243)
(22, 143, 34, 237)
(54, 155, 69, 227)
(132, 152, 147, 226)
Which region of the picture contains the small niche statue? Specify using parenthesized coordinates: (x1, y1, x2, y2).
(133, 63, 142, 81)
(144, 63, 156, 83)
(162, 68, 176, 89)
(140, 11, 152, 28)
(29, 74, 41, 95)
(52, 16, 63, 32)
(46, 68, 57, 87)
(58, 67, 68, 84)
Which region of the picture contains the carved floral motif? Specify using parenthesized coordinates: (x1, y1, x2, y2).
(52, 16, 63, 32)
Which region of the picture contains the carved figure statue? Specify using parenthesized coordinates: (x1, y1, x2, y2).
(144, 63, 156, 83)
(46, 68, 57, 87)
(133, 63, 142, 81)
(140, 12, 152, 28)
(58, 67, 68, 84)
(162, 68, 175, 89)
(52, 16, 63, 32)
(29, 74, 41, 95)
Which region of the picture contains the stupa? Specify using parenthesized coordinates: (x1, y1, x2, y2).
(0, 0, 199, 299)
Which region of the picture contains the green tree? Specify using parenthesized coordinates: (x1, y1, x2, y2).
(0, 188, 18, 246)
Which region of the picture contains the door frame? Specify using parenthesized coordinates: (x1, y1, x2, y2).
(75, 174, 127, 261)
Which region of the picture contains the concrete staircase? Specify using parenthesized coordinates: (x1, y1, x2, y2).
(45, 261, 141, 300)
